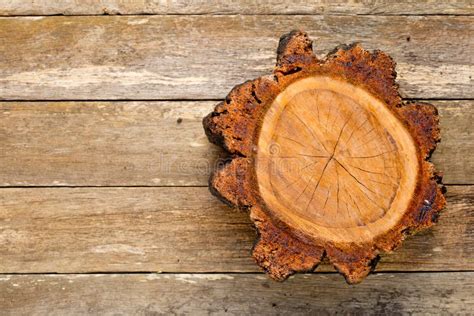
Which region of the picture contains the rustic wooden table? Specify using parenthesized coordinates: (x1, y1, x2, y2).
(0, 1, 473, 314)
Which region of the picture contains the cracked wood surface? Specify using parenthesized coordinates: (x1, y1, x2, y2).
(0, 15, 472, 100)
(0, 186, 471, 273)
(0, 100, 471, 186)
(256, 77, 417, 242)
(1, 273, 472, 315)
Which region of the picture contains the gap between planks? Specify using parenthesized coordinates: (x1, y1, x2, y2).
(0, 184, 468, 189)
(0, 184, 469, 191)
(0, 98, 473, 102)
(0, 270, 473, 276)
(1, 13, 473, 17)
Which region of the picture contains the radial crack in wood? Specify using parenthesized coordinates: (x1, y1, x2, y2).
(203, 30, 446, 283)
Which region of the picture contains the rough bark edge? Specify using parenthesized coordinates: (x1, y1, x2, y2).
(202, 30, 446, 284)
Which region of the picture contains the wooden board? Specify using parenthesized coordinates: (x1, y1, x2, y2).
(1, 273, 472, 314)
(0, 101, 222, 186)
(0, 185, 471, 273)
(0, 16, 472, 100)
(0, 101, 471, 186)
(0, 1, 472, 16)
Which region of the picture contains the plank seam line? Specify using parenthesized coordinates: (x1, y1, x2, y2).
(0, 98, 472, 103)
(0, 270, 473, 276)
(0, 99, 223, 103)
(0, 185, 210, 189)
(0, 184, 467, 189)
(0, 13, 472, 18)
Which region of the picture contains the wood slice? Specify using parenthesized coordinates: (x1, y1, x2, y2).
(203, 30, 446, 283)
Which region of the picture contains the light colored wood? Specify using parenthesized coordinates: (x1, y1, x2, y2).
(1, 273, 472, 314)
(0, 16, 472, 100)
(257, 76, 417, 244)
(0, 101, 221, 186)
(433, 101, 474, 184)
(0, 186, 471, 273)
(0, 100, 470, 186)
(0, 0, 472, 16)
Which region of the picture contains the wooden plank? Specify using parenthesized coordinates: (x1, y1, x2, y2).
(0, 101, 471, 186)
(0, 101, 222, 186)
(431, 101, 474, 184)
(0, 16, 472, 100)
(1, 273, 472, 314)
(0, 1, 472, 16)
(0, 186, 471, 273)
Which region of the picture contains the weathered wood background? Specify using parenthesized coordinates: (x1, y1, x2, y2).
(0, 1, 473, 314)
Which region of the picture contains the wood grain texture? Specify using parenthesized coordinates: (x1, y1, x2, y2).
(0, 0, 472, 16)
(0, 101, 222, 186)
(255, 77, 417, 235)
(0, 16, 472, 100)
(1, 273, 472, 315)
(0, 101, 470, 186)
(0, 186, 471, 273)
